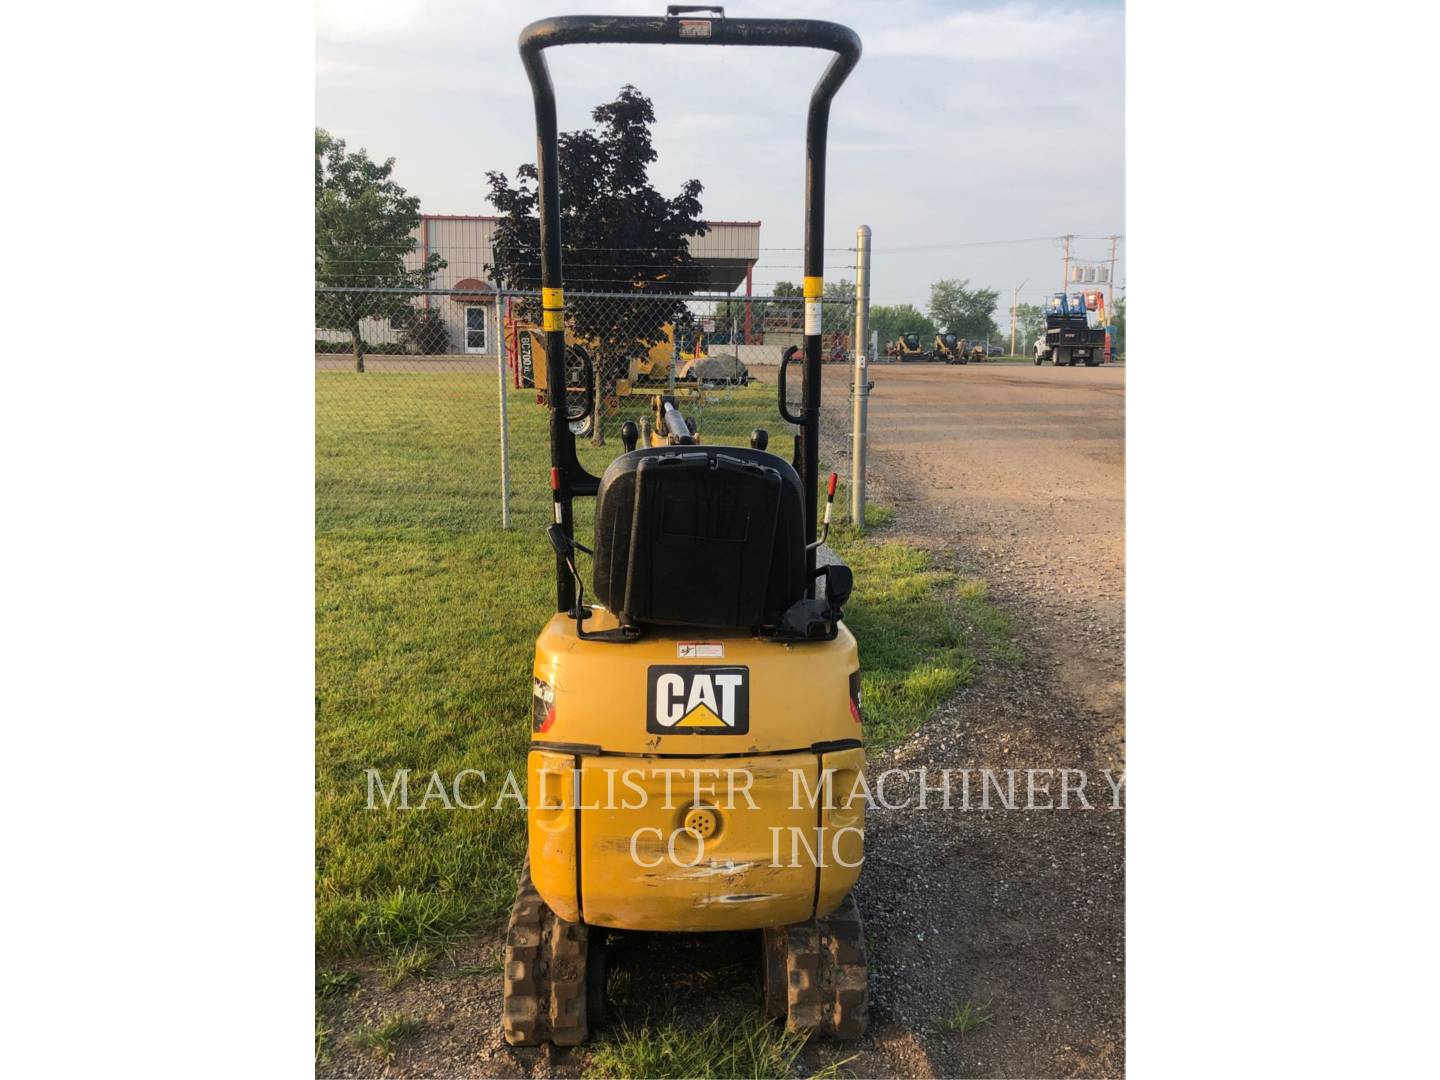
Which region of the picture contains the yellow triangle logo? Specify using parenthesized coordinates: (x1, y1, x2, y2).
(675, 703, 727, 728)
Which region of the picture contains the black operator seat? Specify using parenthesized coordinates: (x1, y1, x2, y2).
(592, 446, 807, 631)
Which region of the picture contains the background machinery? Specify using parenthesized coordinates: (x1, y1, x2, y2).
(1039, 290, 1108, 367)
(506, 7, 868, 1048)
(933, 332, 968, 364)
(886, 331, 931, 361)
(512, 316, 748, 437)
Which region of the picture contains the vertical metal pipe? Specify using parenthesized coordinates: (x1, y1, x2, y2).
(799, 91, 833, 592)
(850, 225, 870, 528)
(669, 327, 678, 394)
(519, 43, 575, 611)
(744, 264, 753, 344)
(496, 291, 511, 529)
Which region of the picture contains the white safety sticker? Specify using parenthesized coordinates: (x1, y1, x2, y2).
(677, 641, 724, 659)
(805, 299, 822, 336)
(678, 19, 712, 37)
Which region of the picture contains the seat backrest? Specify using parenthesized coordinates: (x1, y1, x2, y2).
(592, 446, 806, 630)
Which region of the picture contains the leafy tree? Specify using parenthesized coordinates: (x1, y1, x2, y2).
(1110, 296, 1125, 355)
(928, 278, 1000, 340)
(822, 279, 855, 336)
(869, 303, 936, 349)
(314, 129, 445, 372)
(485, 85, 708, 438)
(1012, 302, 1047, 352)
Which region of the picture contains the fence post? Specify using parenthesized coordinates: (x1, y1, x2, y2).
(850, 225, 871, 528)
(496, 291, 512, 529)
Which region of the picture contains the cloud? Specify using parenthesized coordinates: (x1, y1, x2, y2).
(315, 0, 427, 43)
(870, 2, 1121, 62)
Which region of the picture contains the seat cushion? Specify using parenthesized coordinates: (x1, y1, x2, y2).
(593, 446, 806, 629)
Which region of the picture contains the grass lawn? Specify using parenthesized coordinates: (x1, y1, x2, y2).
(316, 369, 1009, 962)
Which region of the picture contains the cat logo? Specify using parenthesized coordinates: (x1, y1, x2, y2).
(646, 665, 749, 735)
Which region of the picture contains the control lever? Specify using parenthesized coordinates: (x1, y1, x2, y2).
(749, 428, 768, 451)
(660, 400, 695, 443)
(620, 420, 640, 452)
(807, 472, 838, 552)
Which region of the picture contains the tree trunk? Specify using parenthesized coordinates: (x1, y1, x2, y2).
(350, 321, 366, 374)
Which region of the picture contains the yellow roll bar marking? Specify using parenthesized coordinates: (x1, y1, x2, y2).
(803, 276, 824, 298)
(543, 310, 565, 332)
(542, 286, 565, 309)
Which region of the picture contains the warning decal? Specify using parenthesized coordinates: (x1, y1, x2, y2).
(805, 299, 822, 336)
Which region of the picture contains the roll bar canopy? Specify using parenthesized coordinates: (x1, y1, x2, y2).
(518, 8, 861, 612)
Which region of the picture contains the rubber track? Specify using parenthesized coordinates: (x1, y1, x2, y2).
(778, 893, 869, 1038)
(502, 861, 589, 1046)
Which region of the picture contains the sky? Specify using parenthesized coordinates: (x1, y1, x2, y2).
(316, 0, 1124, 318)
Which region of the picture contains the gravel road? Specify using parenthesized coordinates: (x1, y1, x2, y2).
(839, 361, 1126, 1079)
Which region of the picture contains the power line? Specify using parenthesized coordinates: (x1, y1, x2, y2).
(871, 234, 1125, 255)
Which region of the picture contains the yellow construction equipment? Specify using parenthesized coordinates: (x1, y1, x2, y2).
(933, 332, 968, 364)
(632, 325, 708, 384)
(886, 331, 930, 361)
(504, 7, 868, 1047)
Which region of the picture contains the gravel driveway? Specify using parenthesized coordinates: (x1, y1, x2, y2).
(840, 361, 1126, 1079)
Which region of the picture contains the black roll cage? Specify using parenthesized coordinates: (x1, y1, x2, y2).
(519, 6, 862, 613)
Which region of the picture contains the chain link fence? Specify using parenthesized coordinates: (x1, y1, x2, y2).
(317, 287, 861, 534)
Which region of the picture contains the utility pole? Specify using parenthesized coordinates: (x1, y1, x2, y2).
(1061, 233, 1074, 292)
(1010, 278, 1027, 358)
(851, 225, 871, 529)
(1106, 234, 1119, 314)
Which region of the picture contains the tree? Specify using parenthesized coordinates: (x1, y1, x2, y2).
(314, 129, 445, 372)
(927, 278, 1000, 341)
(869, 303, 936, 349)
(1110, 296, 1125, 356)
(485, 85, 709, 438)
(705, 280, 851, 344)
(822, 279, 855, 336)
(1012, 302, 1047, 352)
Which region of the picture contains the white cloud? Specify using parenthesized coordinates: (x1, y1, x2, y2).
(315, 0, 427, 43)
(870, 2, 1121, 62)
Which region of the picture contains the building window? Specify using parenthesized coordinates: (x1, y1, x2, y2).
(465, 306, 488, 353)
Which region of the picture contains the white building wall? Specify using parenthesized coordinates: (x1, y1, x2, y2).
(690, 221, 761, 263)
(407, 216, 500, 357)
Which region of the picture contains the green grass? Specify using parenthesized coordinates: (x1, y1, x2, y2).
(940, 999, 993, 1036)
(586, 1015, 809, 1080)
(380, 944, 436, 987)
(955, 577, 1021, 665)
(316, 370, 999, 956)
(827, 527, 974, 748)
(347, 1013, 426, 1060)
(315, 969, 359, 1000)
(315, 1015, 332, 1068)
